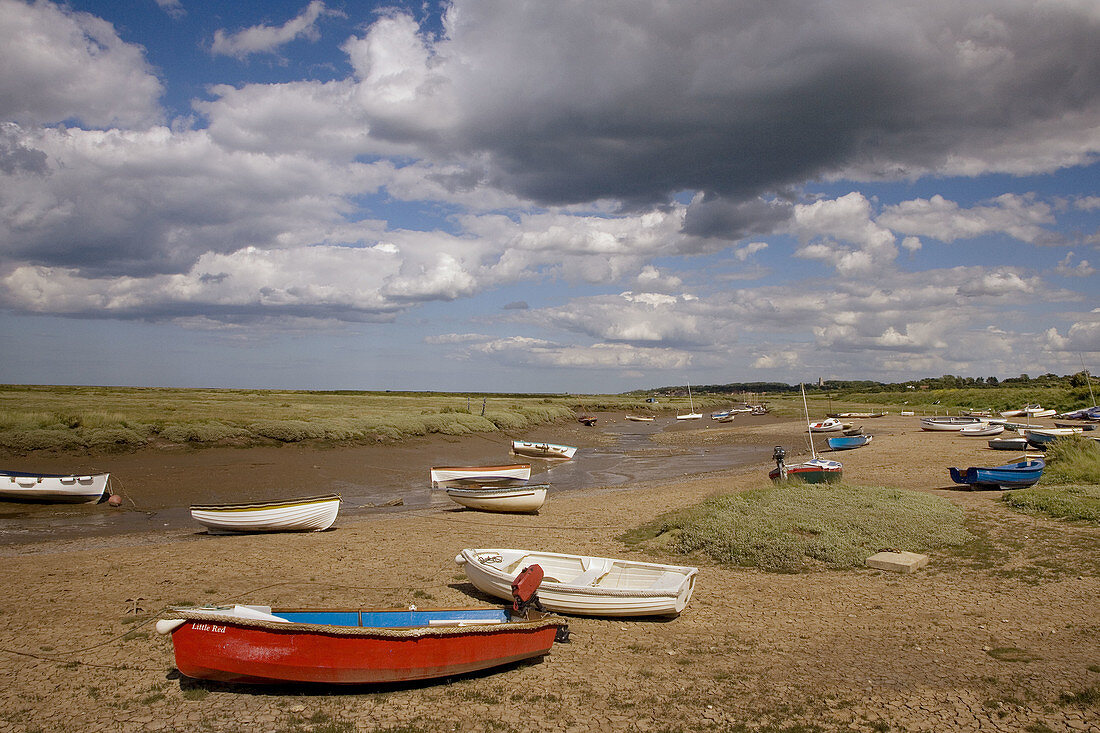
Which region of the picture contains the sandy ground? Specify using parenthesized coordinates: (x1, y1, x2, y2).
(0, 415, 1098, 732)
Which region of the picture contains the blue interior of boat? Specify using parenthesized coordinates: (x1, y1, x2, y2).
(278, 609, 510, 628)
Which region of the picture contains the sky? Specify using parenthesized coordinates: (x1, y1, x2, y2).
(0, 0, 1098, 393)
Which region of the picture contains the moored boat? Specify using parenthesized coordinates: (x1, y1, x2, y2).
(624, 414, 655, 422)
(920, 416, 982, 431)
(190, 494, 340, 534)
(430, 464, 532, 488)
(577, 415, 597, 426)
(948, 459, 1045, 489)
(445, 485, 548, 513)
(157, 596, 566, 684)
(826, 434, 872, 451)
(0, 470, 110, 504)
(808, 418, 845, 433)
(510, 441, 577, 460)
(455, 548, 698, 617)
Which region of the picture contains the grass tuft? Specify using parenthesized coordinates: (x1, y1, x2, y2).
(623, 482, 972, 573)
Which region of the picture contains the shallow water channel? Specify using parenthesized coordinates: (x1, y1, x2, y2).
(0, 416, 776, 546)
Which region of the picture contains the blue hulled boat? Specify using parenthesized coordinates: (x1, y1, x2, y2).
(948, 459, 1045, 490)
(826, 434, 873, 451)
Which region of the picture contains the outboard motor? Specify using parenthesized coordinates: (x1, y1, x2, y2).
(511, 564, 546, 616)
(511, 564, 570, 642)
(773, 446, 788, 480)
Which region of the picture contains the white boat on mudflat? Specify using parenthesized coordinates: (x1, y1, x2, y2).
(456, 548, 698, 617)
(808, 418, 845, 433)
(510, 441, 577, 460)
(920, 417, 982, 431)
(445, 485, 548, 513)
(624, 414, 655, 422)
(0, 470, 110, 504)
(430, 464, 532, 488)
(190, 494, 340, 534)
(960, 423, 1004, 437)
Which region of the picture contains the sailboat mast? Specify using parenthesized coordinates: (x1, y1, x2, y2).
(801, 383, 818, 460)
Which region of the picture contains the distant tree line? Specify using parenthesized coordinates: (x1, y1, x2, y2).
(639, 371, 1094, 396)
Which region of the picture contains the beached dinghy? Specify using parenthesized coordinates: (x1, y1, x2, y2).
(826, 434, 872, 451)
(445, 485, 548, 513)
(0, 470, 109, 503)
(429, 464, 532, 488)
(808, 418, 845, 433)
(960, 423, 1004, 437)
(920, 417, 982, 431)
(510, 441, 577, 460)
(190, 494, 340, 534)
(1023, 427, 1084, 449)
(771, 385, 844, 483)
(156, 573, 567, 685)
(988, 436, 1029, 451)
(948, 459, 1045, 490)
(456, 548, 698, 617)
(624, 414, 655, 422)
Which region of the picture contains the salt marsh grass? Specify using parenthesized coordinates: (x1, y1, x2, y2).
(624, 482, 973, 572)
(0, 384, 659, 452)
(1002, 436, 1100, 522)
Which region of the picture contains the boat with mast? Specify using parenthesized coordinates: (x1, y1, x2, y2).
(676, 381, 702, 420)
(769, 384, 843, 483)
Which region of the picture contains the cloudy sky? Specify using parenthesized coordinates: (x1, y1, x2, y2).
(1, 0, 1098, 393)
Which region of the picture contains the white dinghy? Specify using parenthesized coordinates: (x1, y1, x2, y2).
(510, 441, 577, 460)
(0, 471, 109, 503)
(445, 485, 548, 513)
(429, 464, 531, 488)
(190, 494, 340, 534)
(456, 548, 698, 617)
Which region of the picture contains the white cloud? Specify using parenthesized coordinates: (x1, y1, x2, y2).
(0, 0, 163, 127)
(1054, 252, 1096, 278)
(471, 337, 693, 370)
(879, 193, 1056, 244)
(211, 2, 334, 59)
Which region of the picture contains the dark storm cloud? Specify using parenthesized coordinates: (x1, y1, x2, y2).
(432, 0, 1100, 207)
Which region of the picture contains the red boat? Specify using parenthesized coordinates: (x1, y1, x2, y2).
(157, 567, 567, 685)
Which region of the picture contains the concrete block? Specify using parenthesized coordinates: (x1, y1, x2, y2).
(865, 551, 929, 573)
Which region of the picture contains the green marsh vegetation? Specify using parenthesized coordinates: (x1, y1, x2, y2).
(622, 481, 973, 573)
(1002, 436, 1100, 523)
(0, 384, 728, 453)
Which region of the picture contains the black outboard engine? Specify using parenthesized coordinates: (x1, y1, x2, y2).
(772, 446, 787, 480)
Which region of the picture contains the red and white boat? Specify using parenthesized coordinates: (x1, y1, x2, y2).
(808, 418, 845, 433)
(429, 464, 531, 488)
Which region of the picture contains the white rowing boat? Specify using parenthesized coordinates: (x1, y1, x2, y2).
(960, 423, 1004, 437)
(624, 414, 655, 422)
(190, 494, 340, 534)
(445, 485, 548, 513)
(429, 464, 532, 488)
(510, 441, 577, 460)
(920, 416, 982, 431)
(0, 470, 109, 503)
(455, 548, 698, 617)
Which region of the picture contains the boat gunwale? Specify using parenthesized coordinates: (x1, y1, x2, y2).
(166, 607, 564, 638)
(189, 494, 340, 512)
